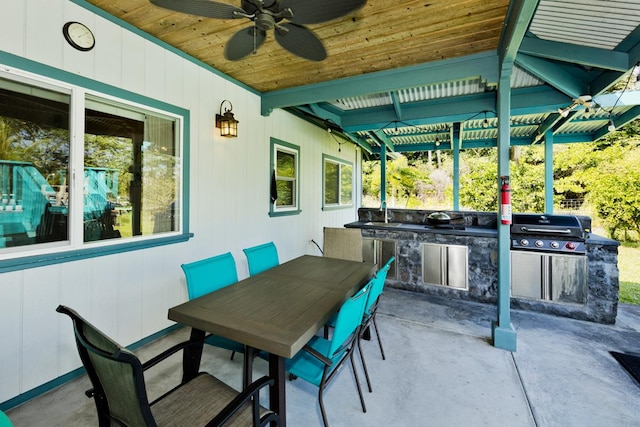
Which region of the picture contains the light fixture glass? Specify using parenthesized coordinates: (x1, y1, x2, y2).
(607, 117, 616, 132)
(215, 100, 238, 138)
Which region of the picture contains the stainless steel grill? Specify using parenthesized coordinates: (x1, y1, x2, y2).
(511, 214, 586, 255)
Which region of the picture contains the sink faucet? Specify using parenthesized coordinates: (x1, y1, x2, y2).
(380, 203, 390, 224)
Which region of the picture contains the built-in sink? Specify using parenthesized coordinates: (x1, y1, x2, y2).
(364, 221, 403, 227)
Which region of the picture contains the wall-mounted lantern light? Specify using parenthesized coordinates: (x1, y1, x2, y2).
(216, 100, 238, 138)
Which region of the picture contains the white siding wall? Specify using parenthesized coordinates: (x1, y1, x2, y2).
(0, 0, 362, 404)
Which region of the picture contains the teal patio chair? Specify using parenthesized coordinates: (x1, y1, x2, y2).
(358, 256, 395, 392)
(0, 410, 12, 427)
(286, 280, 372, 427)
(181, 252, 245, 359)
(56, 305, 280, 427)
(243, 242, 279, 276)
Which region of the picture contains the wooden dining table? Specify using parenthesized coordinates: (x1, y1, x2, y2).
(168, 254, 376, 426)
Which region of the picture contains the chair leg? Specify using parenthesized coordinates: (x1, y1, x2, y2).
(318, 386, 329, 427)
(371, 314, 386, 360)
(357, 335, 373, 393)
(350, 350, 367, 413)
(230, 350, 236, 360)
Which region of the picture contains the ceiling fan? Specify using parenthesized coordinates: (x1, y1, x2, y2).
(150, 0, 366, 61)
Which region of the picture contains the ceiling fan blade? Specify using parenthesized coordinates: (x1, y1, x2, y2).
(282, 0, 366, 24)
(225, 26, 266, 61)
(275, 23, 326, 61)
(150, 0, 245, 19)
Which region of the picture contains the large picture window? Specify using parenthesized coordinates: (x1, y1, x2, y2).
(323, 154, 353, 209)
(0, 69, 184, 262)
(270, 138, 300, 216)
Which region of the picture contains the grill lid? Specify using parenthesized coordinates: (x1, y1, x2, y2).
(511, 214, 584, 240)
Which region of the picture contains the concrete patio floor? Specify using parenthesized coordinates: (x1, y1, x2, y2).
(5, 287, 640, 426)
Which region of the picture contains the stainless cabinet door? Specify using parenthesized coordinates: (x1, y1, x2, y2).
(550, 254, 587, 303)
(422, 243, 444, 286)
(511, 251, 544, 299)
(422, 243, 468, 288)
(446, 245, 468, 289)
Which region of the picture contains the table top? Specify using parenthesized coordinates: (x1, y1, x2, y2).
(168, 255, 376, 358)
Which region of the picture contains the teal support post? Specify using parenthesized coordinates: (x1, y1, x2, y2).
(544, 130, 554, 214)
(452, 123, 461, 210)
(491, 71, 517, 352)
(380, 144, 387, 208)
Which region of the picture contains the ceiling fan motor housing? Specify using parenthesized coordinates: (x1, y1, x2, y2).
(255, 13, 275, 31)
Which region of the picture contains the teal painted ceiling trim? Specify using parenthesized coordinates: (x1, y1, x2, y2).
(306, 103, 343, 126)
(260, 51, 499, 115)
(391, 92, 402, 120)
(69, 0, 258, 96)
(516, 54, 588, 99)
(391, 136, 534, 152)
(519, 37, 630, 72)
(553, 133, 596, 144)
(591, 70, 627, 95)
(342, 86, 569, 132)
(498, 0, 540, 67)
(370, 130, 395, 152)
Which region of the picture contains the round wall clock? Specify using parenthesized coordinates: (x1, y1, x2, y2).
(62, 22, 95, 51)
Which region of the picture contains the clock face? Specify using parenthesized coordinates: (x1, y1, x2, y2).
(63, 22, 95, 51)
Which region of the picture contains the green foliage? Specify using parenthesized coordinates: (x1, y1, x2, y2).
(363, 120, 640, 240)
(585, 149, 640, 237)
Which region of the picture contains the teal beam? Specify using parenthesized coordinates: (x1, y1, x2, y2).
(593, 105, 640, 141)
(452, 123, 461, 210)
(492, 70, 517, 352)
(345, 133, 374, 154)
(544, 130, 554, 214)
(498, 0, 541, 66)
(516, 54, 589, 99)
(260, 52, 499, 115)
(519, 37, 630, 72)
(307, 103, 343, 126)
(390, 136, 534, 152)
(391, 92, 403, 120)
(493, 0, 532, 350)
(372, 130, 396, 152)
(342, 86, 569, 132)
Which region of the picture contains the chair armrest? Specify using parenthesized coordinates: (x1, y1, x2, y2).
(205, 376, 279, 426)
(301, 344, 332, 366)
(141, 338, 205, 371)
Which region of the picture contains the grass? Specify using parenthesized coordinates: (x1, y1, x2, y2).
(618, 244, 640, 305)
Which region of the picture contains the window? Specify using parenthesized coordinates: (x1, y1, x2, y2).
(0, 67, 187, 264)
(270, 138, 300, 216)
(323, 154, 353, 209)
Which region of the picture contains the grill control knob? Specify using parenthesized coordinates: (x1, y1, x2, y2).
(519, 239, 529, 246)
(566, 242, 577, 250)
(535, 240, 544, 247)
(550, 241, 560, 249)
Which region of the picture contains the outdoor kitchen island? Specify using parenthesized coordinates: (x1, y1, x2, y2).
(346, 208, 620, 324)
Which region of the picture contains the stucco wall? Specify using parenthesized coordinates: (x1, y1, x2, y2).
(0, 0, 361, 406)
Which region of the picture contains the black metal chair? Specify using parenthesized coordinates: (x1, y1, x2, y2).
(57, 305, 280, 426)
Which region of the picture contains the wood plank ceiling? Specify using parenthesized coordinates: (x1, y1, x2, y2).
(85, 0, 511, 93)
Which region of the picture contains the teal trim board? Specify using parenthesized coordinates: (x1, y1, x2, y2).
(0, 324, 182, 411)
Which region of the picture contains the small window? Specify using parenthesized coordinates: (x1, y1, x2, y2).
(270, 138, 300, 216)
(323, 154, 353, 209)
